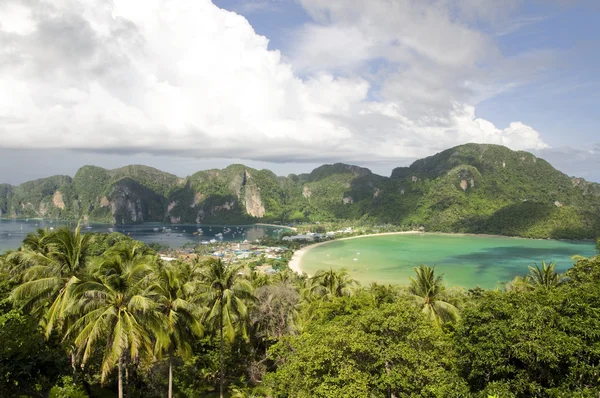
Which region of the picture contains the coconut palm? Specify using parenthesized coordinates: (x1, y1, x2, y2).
(409, 264, 459, 327)
(65, 243, 161, 398)
(367, 282, 399, 307)
(21, 227, 54, 254)
(198, 258, 254, 398)
(526, 261, 561, 290)
(150, 262, 204, 398)
(309, 268, 359, 300)
(10, 223, 94, 336)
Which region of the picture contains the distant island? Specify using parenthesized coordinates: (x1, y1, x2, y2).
(1, 143, 599, 239)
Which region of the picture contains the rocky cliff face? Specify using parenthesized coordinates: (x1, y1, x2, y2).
(110, 187, 144, 223)
(106, 178, 168, 224)
(244, 182, 265, 218)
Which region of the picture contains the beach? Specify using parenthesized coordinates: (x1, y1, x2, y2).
(287, 231, 421, 275)
(253, 223, 297, 231)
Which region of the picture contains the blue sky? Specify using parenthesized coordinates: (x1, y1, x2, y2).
(0, 0, 598, 183)
(478, 1, 600, 148)
(219, 0, 599, 150)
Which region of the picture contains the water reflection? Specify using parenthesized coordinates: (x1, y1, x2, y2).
(0, 219, 287, 253)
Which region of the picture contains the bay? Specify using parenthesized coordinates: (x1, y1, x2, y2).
(0, 219, 287, 253)
(300, 233, 598, 289)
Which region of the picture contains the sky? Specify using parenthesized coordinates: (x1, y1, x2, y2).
(0, 0, 598, 185)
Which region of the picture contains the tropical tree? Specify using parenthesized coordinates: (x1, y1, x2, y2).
(308, 268, 359, 300)
(10, 224, 94, 336)
(150, 262, 204, 398)
(65, 243, 161, 398)
(525, 261, 562, 290)
(408, 264, 459, 327)
(252, 283, 299, 342)
(21, 227, 54, 254)
(198, 258, 255, 398)
(366, 282, 400, 307)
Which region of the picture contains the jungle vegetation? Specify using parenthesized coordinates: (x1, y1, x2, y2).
(1, 226, 600, 397)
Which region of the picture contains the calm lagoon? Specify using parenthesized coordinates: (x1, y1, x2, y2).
(300, 233, 598, 289)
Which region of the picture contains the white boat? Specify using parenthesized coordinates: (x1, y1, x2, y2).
(153, 228, 159, 232)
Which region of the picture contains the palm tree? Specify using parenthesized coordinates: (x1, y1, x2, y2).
(526, 261, 561, 290)
(150, 262, 204, 398)
(21, 227, 54, 254)
(409, 265, 459, 327)
(198, 258, 254, 398)
(65, 243, 161, 398)
(309, 268, 359, 300)
(367, 282, 399, 307)
(10, 223, 94, 337)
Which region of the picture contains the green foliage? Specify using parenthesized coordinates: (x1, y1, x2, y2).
(565, 254, 600, 285)
(49, 376, 89, 398)
(0, 309, 69, 396)
(456, 284, 600, 397)
(409, 264, 460, 326)
(3, 225, 600, 397)
(0, 183, 12, 216)
(267, 298, 469, 397)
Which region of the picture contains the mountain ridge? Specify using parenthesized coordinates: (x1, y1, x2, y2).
(1, 143, 599, 239)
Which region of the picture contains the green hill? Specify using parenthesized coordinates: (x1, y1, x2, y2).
(1, 144, 599, 239)
(388, 144, 600, 238)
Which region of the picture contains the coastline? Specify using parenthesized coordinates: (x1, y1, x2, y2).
(286, 230, 599, 276)
(253, 223, 297, 232)
(287, 231, 421, 275)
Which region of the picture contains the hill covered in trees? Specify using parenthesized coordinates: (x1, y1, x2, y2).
(1, 144, 599, 239)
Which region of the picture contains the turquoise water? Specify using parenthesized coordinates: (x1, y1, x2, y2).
(300, 233, 598, 289)
(0, 219, 286, 253)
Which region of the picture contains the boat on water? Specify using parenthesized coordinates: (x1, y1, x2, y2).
(153, 227, 159, 232)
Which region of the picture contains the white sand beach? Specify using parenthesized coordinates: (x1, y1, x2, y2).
(287, 231, 421, 275)
(253, 223, 297, 231)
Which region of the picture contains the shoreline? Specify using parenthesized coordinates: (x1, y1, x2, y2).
(287, 230, 599, 276)
(253, 223, 297, 232)
(288, 231, 422, 275)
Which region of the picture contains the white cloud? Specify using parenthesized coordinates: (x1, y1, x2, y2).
(0, 2, 37, 35)
(0, 0, 549, 165)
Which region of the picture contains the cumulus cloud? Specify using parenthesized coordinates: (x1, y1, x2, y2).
(0, 0, 548, 164)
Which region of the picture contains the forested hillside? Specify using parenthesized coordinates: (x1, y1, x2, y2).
(1, 144, 599, 239)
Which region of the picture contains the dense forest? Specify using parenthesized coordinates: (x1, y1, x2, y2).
(1, 144, 599, 240)
(1, 227, 599, 397)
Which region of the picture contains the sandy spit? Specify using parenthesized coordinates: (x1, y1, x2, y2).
(287, 231, 421, 276)
(253, 223, 297, 231)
